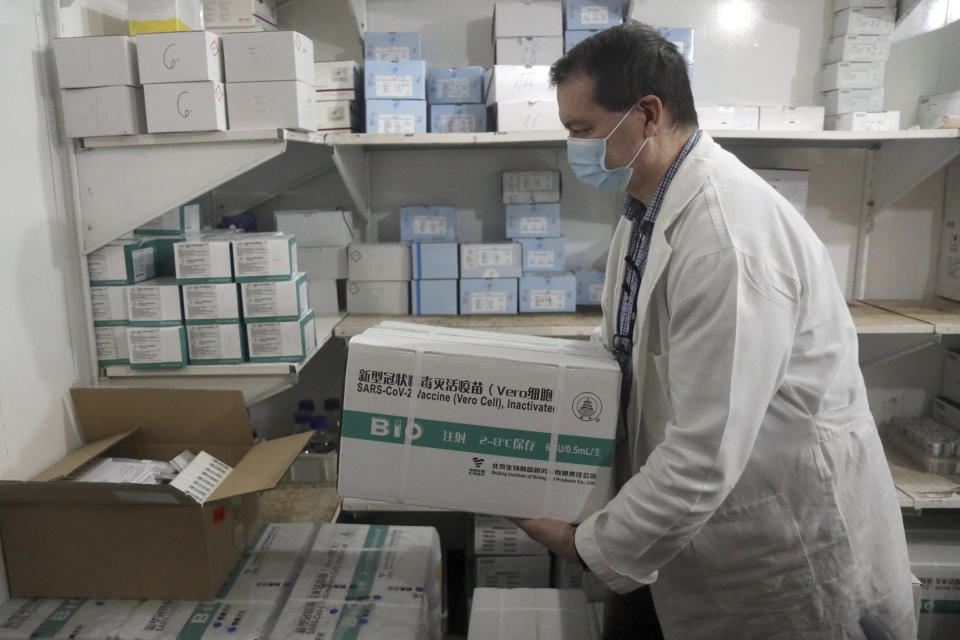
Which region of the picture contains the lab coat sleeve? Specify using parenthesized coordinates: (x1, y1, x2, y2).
(575, 247, 799, 592)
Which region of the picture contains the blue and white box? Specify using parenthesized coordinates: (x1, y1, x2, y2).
(657, 28, 694, 65)
(410, 279, 458, 315)
(430, 104, 487, 133)
(364, 60, 426, 100)
(460, 243, 522, 279)
(519, 271, 576, 313)
(364, 32, 422, 62)
(519, 237, 567, 272)
(565, 29, 599, 52)
(505, 203, 561, 238)
(411, 242, 459, 280)
(460, 278, 518, 315)
(366, 99, 427, 133)
(400, 206, 457, 242)
(427, 67, 486, 104)
(575, 269, 605, 305)
(564, 0, 623, 30)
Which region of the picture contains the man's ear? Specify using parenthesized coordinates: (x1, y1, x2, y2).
(635, 95, 664, 138)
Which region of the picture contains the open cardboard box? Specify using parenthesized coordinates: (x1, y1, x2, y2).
(0, 388, 311, 600)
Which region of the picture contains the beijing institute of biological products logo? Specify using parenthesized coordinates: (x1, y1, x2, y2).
(572, 392, 602, 422)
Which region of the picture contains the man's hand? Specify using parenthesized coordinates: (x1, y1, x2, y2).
(509, 517, 580, 561)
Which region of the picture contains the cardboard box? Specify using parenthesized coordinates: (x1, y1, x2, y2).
(299, 246, 348, 280)
(758, 106, 825, 132)
(276, 209, 355, 247)
(52, 36, 138, 88)
(241, 272, 309, 321)
(822, 62, 884, 91)
(430, 104, 488, 133)
(506, 203, 562, 238)
(400, 206, 457, 242)
(315, 98, 358, 132)
(187, 323, 247, 365)
(60, 86, 146, 138)
(824, 110, 900, 131)
(314, 60, 360, 94)
(348, 243, 412, 281)
(135, 199, 202, 236)
(486, 65, 555, 104)
(942, 351, 960, 405)
(427, 67, 486, 105)
(411, 280, 458, 315)
(346, 281, 409, 314)
(136, 31, 223, 84)
(496, 37, 564, 66)
(908, 530, 960, 640)
(246, 309, 316, 362)
(127, 325, 188, 368)
(460, 278, 519, 314)
(496, 100, 564, 132)
(468, 588, 599, 640)
(222, 31, 314, 83)
(366, 99, 428, 133)
(474, 513, 547, 556)
(825, 34, 891, 63)
(475, 555, 551, 588)
(461, 243, 523, 278)
(575, 269, 604, 306)
(174, 235, 234, 284)
(95, 325, 130, 366)
(127, 277, 184, 326)
(365, 60, 427, 101)
(339, 329, 619, 518)
(88, 240, 157, 286)
(565, 0, 623, 30)
(502, 170, 561, 204)
(232, 233, 298, 283)
(227, 80, 314, 131)
(918, 90, 960, 130)
(931, 397, 960, 431)
(203, 0, 279, 29)
(656, 27, 695, 64)
(754, 169, 810, 217)
(182, 282, 241, 323)
(307, 279, 340, 314)
(144, 81, 227, 133)
(364, 31, 423, 62)
(519, 271, 576, 312)
(565, 29, 599, 52)
(553, 555, 586, 589)
(824, 88, 884, 116)
(0, 388, 308, 600)
(128, 0, 202, 35)
(494, 1, 563, 37)
(90, 285, 129, 326)
(695, 105, 760, 130)
(519, 237, 567, 272)
(411, 242, 459, 280)
(832, 7, 896, 36)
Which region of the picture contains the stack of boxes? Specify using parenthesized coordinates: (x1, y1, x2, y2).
(473, 514, 551, 589)
(405, 206, 460, 315)
(223, 30, 316, 131)
(490, 2, 564, 132)
(364, 32, 427, 133)
(823, 0, 900, 132)
(563, 0, 623, 53)
(346, 242, 412, 314)
(427, 67, 488, 133)
(460, 240, 522, 315)
(276, 208, 354, 313)
(314, 60, 362, 133)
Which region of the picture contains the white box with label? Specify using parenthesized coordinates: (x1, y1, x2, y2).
(203, 0, 278, 29)
(227, 80, 314, 131)
(695, 105, 759, 130)
(315, 99, 358, 131)
(460, 278, 519, 315)
(91, 286, 129, 326)
(222, 31, 314, 83)
(144, 81, 227, 133)
(52, 36, 139, 88)
(474, 514, 547, 556)
(182, 282, 241, 323)
(187, 322, 246, 365)
(127, 277, 184, 326)
(88, 240, 157, 286)
(519, 237, 567, 272)
(314, 60, 360, 94)
(758, 106, 825, 132)
(496, 100, 564, 132)
(908, 531, 960, 640)
(95, 325, 130, 366)
(174, 234, 235, 284)
(345, 281, 409, 314)
(365, 100, 428, 134)
(136, 31, 223, 84)
(822, 62, 884, 91)
(918, 90, 960, 130)
(486, 65, 555, 104)
(496, 37, 564, 66)
(298, 246, 348, 279)
(348, 243, 412, 282)
(825, 34, 891, 63)
(519, 271, 576, 312)
(61, 86, 147, 138)
(365, 60, 427, 101)
(127, 325, 188, 369)
(275, 209, 355, 247)
(232, 233, 297, 283)
(502, 171, 561, 204)
(824, 88, 884, 116)
(825, 111, 900, 131)
(754, 169, 810, 217)
(494, 1, 563, 37)
(241, 272, 309, 321)
(308, 280, 340, 314)
(461, 243, 522, 278)
(832, 7, 896, 36)
(476, 555, 551, 588)
(246, 309, 316, 363)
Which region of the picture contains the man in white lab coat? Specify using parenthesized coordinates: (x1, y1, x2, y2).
(513, 22, 917, 640)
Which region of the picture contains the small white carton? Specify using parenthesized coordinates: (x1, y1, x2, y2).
(187, 323, 246, 365)
(299, 246, 348, 279)
(314, 60, 360, 95)
(246, 309, 316, 363)
(468, 588, 600, 640)
(758, 106, 825, 132)
(908, 530, 960, 640)
(307, 280, 340, 314)
(90, 286, 129, 326)
(918, 90, 960, 130)
(346, 281, 409, 314)
(502, 170, 561, 204)
(136, 31, 223, 84)
(695, 105, 760, 130)
(494, 1, 563, 37)
(202, 0, 279, 29)
(60, 86, 146, 138)
(474, 514, 548, 556)
(135, 199, 202, 236)
(227, 80, 315, 131)
(496, 37, 564, 66)
(824, 88, 884, 116)
(241, 272, 309, 321)
(144, 81, 227, 133)
(127, 277, 184, 326)
(182, 283, 241, 323)
(486, 65, 555, 105)
(95, 325, 130, 366)
(314, 99, 358, 132)
(52, 36, 138, 88)
(275, 209, 355, 247)
(832, 7, 896, 36)
(825, 34, 891, 63)
(348, 243, 412, 281)
(460, 243, 523, 278)
(496, 100, 564, 132)
(88, 240, 157, 286)
(825, 111, 900, 131)
(822, 61, 885, 91)
(174, 235, 234, 284)
(475, 555, 551, 588)
(232, 232, 298, 283)
(222, 31, 314, 83)
(754, 169, 810, 217)
(127, 325, 188, 369)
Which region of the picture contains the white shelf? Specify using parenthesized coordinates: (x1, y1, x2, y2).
(849, 301, 934, 335)
(888, 445, 960, 511)
(860, 299, 960, 335)
(99, 313, 344, 404)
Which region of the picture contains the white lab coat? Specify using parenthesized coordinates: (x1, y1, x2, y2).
(575, 133, 917, 639)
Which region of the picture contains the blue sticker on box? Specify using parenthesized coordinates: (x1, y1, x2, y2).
(565, 0, 623, 30)
(400, 207, 457, 242)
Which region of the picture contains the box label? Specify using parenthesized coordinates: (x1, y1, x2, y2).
(589, 283, 604, 302)
(376, 75, 413, 97)
(375, 114, 416, 134)
(581, 6, 609, 25)
(527, 250, 556, 269)
(128, 287, 164, 320)
(235, 240, 272, 276)
(520, 216, 549, 235)
(169, 451, 232, 504)
(471, 292, 507, 313)
(438, 114, 478, 133)
(467, 248, 514, 269)
(177, 244, 213, 277)
(374, 46, 410, 62)
(188, 325, 224, 360)
(412, 216, 448, 236)
(95, 326, 123, 360)
(185, 285, 227, 319)
(434, 78, 471, 100)
(244, 283, 281, 315)
(529, 289, 566, 311)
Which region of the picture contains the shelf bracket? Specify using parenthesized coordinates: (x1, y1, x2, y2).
(860, 335, 941, 369)
(868, 136, 960, 219)
(332, 144, 370, 235)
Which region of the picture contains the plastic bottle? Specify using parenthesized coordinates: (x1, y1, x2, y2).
(307, 416, 338, 454)
(294, 399, 315, 434)
(323, 398, 342, 435)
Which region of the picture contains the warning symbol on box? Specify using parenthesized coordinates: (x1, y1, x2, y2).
(350, 249, 363, 262)
(348, 282, 360, 294)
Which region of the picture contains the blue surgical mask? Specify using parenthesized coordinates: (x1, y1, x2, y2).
(567, 108, 648, 191)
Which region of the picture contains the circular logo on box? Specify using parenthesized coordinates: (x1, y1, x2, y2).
(572, 392, 602, 422)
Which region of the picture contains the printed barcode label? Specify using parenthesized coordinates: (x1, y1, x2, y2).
(471, 293, 507, 313)
(527, 250, 555, 268)
(520, 216, 549, 235)
(376, 75, 413, 97)
(580, 6, 609, 25)
(376, 114, 416, 134)
(413, 216, 447, 235)
(374, 46, 410, 61)
(530, 289, 565, 310)
(435, 79, 471, 99)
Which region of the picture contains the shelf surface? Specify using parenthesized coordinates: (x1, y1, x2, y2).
(888, 444, 960, 510)
(849, 301, 934, 334)
(861, 299, 960, 335)
(335, 309, 603, 339)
